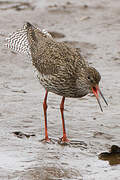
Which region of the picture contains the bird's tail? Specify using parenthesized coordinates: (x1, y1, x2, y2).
(6, 23, 31, 56)
(6, 22, 52, 57)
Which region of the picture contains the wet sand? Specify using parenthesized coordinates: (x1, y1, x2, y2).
(0, 0, 120, 179)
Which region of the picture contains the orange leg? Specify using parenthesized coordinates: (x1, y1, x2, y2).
(60, 97, 69, 142)
(43, 90, 50, 141)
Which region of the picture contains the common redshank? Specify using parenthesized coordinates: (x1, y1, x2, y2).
(6, 22, 108, 143)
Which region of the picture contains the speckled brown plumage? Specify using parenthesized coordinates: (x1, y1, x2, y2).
(6, 22, 107, 143)
(26, 23, 100, 98)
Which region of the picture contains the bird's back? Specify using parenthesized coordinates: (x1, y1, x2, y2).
(26, 23, 87, 76)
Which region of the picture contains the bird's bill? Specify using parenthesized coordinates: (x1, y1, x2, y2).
(92, 85, 108, 112)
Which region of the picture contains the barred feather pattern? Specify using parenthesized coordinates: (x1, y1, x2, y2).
(6, 23, 52, 57)
(6, 24, 31, 56)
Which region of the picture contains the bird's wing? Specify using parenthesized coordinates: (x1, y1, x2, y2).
(6, 22, 88, 77)
(5, 22, 52, 57)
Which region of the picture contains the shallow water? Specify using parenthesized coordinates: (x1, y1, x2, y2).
(0, 0, 120, 179)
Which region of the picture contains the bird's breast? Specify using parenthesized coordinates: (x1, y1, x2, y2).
(36, 70, 88, 98)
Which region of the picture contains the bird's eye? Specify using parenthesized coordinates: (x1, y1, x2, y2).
(87, 76, 94, 83)
(87, 76, 90, 80)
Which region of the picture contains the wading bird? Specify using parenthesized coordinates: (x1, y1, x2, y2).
(6, 22, 108, 143)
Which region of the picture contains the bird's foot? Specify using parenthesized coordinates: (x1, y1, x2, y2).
(40, 137, 55, 144)
(58, 136, 70, 145)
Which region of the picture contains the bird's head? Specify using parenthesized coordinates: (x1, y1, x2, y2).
(76, 66, 108, 111)
(86, 66, 108, 111)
